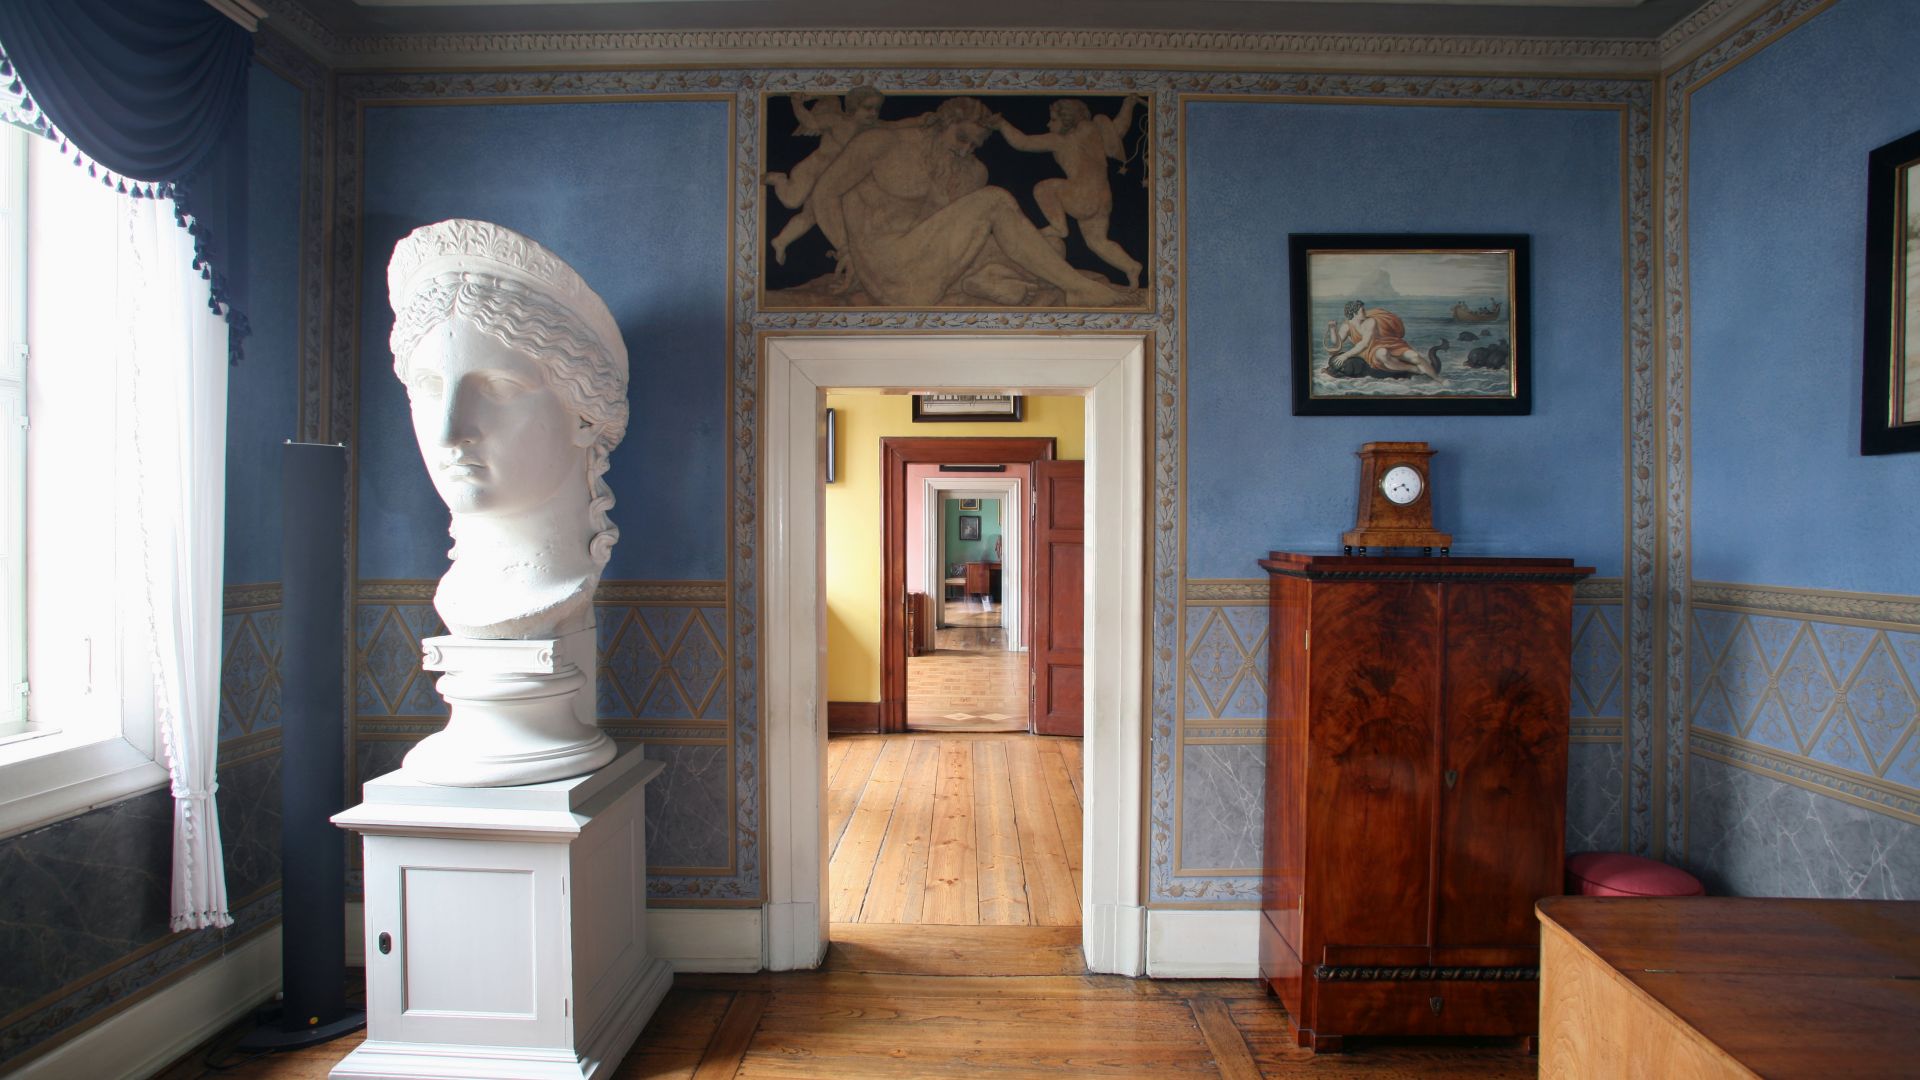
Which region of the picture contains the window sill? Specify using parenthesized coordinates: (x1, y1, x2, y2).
(0, 735, 168, 840)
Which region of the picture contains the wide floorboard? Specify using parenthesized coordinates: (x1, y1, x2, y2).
(829, 732, 1081, 926)
(156, 969, 1534, 1079)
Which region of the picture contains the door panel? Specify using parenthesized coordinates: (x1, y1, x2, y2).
(1435, 582, 1570, 949)
(1030, 461, 1084, 737)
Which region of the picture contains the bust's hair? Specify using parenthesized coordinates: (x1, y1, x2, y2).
(391, 272, 628, 567)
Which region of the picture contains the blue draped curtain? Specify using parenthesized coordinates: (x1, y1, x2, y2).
(0, 0, 253, 362)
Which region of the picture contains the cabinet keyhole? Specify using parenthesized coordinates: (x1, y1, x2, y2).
(1444, 769, 1459, 789)
(378, 932, 392, 955)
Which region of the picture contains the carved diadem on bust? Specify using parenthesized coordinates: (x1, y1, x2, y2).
(387, 218, 627, 379)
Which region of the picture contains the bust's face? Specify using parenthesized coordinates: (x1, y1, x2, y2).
(403, 319, 587, 517)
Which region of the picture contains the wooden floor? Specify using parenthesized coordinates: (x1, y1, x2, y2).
(828, 733, 1080, 925)
(906, 648, 1026, 731)
(157, 949, 1536, 1080)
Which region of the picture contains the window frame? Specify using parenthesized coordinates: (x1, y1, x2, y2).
(0, 122, 165, 841)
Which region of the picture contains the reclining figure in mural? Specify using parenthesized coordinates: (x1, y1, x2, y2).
(388, 218, 630, 640)
(804, 96, 1127, 308)
(1324, 299, 1447, 381)
(988, 95, 1146, 289)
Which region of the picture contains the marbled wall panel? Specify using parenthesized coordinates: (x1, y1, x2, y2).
(1178, 743, 1265, 874)
(0, 787, 174, 1021)
(1567, 741, 1626, 853)
(641, 742, 731, 874)
(218, 750, 284, 904)
(1685, 754, 1919, 899)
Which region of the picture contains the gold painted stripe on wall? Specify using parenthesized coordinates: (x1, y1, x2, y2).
(223, 581, 283, 611)
(354, 578, 728, 604)
(1692, 730, 1920, 826)
(1693, 581, 1920, 628)
(1183, 576, 1626, 603)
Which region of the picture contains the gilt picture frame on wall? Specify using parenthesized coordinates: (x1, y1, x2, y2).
(1862, 127, 1920, 455)
(1289, 234, 1532, 416)
(912, 393, 1024, 422)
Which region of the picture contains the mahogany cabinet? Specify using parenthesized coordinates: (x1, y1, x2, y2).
(1257, 552, 1592, 1052)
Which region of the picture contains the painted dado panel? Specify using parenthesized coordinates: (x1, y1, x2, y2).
(1166, 584, 1628, 901)
(353, 98, 730, 583)
(1686, 0, 1920, 596)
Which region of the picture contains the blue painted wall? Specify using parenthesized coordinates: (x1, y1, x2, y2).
(1688, 0, 1920, 595)
(225, 64, 304, 583)
(1184, 101, 1626, 578)
(355, 100, 729, 581)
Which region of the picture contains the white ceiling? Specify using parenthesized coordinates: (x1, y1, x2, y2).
(293, 0, 1711, 41)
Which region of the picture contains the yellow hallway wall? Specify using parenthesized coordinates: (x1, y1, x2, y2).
(823, 393, 1085, 703)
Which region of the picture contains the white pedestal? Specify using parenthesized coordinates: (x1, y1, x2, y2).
(331, 746, 670, 1079)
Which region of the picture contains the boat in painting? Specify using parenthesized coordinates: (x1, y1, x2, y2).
(1451, 299, 1502, 322)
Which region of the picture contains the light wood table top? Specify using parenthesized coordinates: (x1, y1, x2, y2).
(1537, 896, 1920, 1078)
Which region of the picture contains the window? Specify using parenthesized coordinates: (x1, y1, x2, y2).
(0, 121, 166, 837)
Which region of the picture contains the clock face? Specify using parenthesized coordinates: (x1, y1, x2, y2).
(1381, 465, 1424, 505)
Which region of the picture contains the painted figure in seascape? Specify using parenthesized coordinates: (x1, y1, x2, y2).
(989, 95, 1146, 288)
(763, 86, 903, 266)
(1325, 299, 1447, 381)
(808, 96, 1124, 307)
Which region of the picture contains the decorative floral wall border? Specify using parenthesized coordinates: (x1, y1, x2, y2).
(325, 62, 1654, 908)
(1660, 0, 1843, 858)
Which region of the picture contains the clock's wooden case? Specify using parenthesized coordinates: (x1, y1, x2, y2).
(1257, 552, 1593, 1051)
(1342, 441, 1451, 552)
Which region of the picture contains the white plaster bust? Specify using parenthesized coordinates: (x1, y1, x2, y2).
(388, 219, 629, 640)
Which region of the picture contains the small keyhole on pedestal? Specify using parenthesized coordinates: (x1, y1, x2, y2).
(378, 932, 392, 955)
(1444, 770, 1458, 789)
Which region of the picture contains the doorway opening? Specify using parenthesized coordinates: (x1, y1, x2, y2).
(760, 333, 1149, 976)
(912, 476, 1024, 734)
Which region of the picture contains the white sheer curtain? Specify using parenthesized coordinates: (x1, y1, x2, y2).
(124, 194, 233, 931)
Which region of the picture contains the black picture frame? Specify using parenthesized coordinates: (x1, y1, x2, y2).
(1862, 127, 1920, 455)
(957, 515, 982, 541)
(1289, 233, 1532, 416)
(911, 393, 1024, 422)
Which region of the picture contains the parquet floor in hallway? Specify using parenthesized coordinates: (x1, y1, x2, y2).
(828, 733, 1081, 926)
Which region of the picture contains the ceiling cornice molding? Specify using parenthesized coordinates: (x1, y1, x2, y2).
(253, 0, 1795, 79)
(253, 4, 1662, 75)
(1656, 0, 1779, 63)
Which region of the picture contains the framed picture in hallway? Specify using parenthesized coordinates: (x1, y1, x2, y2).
(1289, 233, 1532, 416)
(958, 515, 981, 541)
(1863, 126, 1920, 455)
(912, 393, 1024, 422)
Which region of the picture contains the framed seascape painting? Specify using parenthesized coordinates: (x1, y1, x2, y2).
(1289, 234, 1532, 416)
(1863, 127, 1920, 455)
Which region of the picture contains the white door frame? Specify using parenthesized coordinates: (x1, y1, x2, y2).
(925, 477, 1021, 648)
(761, 332, 1149, 975)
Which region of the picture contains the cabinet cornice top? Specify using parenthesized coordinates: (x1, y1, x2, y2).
(1259, 552, 1594, 583)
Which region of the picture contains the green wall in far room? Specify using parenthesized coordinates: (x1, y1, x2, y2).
(944, 496, 1003, 567)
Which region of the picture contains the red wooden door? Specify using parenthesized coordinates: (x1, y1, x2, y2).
(1029, 461, 1084, 737)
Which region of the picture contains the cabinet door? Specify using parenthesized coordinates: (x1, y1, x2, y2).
(1308, 581, 1442, 952)
(1435, 583, 1571, 952)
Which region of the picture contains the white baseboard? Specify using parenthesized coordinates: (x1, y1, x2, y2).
(10, 927, 282, 1080)
(1145, 909, 1261, 978)
(646, 907, 764, 972)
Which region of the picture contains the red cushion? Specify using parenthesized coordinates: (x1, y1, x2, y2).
(1565, 852, 1706, 897)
